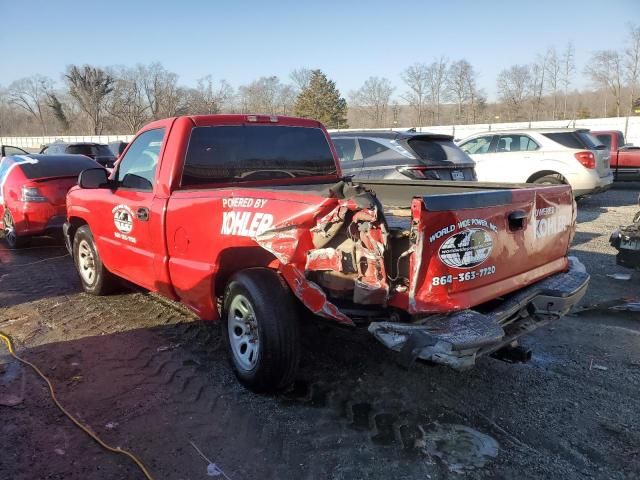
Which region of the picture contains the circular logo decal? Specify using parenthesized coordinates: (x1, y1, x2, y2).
(438, 228, 493, 269)
(113, 205, 134, 234)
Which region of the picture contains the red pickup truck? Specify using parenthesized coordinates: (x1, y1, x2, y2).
(63, 115, 589, 392)
(593, 130, 640, 181)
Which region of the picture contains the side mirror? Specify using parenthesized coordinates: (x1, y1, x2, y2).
(79, 168, 110, 189)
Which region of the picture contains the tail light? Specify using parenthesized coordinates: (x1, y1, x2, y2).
(21, 186, 48, 202)
(574, 151, 596, 169)
(397, 166, 440, 180)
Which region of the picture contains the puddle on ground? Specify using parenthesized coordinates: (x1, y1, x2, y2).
(419, 423, 499, 473)
(0, 356, 25, 407)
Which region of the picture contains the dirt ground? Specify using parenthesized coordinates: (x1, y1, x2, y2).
(1, 185, 639, 480)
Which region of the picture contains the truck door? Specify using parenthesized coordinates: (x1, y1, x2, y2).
(91, 128, 166, 289)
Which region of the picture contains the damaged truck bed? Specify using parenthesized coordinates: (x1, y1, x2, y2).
(63, 114, 589, 392)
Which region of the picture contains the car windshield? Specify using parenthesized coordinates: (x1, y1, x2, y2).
(18, 155, 99, 179)
(67, 144, 115, 158)
(182, 125, 337, 186)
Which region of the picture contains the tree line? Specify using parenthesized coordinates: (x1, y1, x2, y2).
(1, 24, 638, 136)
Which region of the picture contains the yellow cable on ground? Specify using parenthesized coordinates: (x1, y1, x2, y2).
(0, 332, 154, 480)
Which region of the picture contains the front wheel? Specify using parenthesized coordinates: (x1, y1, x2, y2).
(72, 225, 118, 295)
(222, 269, 300, 393)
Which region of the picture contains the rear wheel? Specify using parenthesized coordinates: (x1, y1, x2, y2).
(72, 225, 117, 295)
(532, 175, 564, 185)
(222, 269, 300, 393)
(2, 210, 30, 249)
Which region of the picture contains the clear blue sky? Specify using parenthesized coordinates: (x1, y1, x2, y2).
(1, 0, 638, 99)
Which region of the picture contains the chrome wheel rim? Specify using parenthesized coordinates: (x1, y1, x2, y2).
(78, 239, 96, 285)
(3, 212, 16, 246)
(227, 294, 259, 371)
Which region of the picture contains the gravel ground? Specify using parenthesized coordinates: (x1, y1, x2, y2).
(0, 185, 639, 480)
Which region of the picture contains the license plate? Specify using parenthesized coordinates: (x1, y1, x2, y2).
(621, 238, 640, 251)
(451, 170, 464, 181)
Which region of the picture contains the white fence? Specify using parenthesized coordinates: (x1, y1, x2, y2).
(332, 116, 640, 146)
(2, 116, 639, 149)
(0, 134, 134, 150)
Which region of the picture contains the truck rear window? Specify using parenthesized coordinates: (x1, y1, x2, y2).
(18, 155, 100, 179)
(182, 125, 337, 186)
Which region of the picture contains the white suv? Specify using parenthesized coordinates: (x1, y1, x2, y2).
(457, 129, 613, 197)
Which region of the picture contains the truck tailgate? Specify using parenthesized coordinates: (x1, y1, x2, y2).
(407, 185, 575, 314)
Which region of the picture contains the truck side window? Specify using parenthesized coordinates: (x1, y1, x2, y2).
(116, 128, 165, 191)
(595, 134, 612, 150)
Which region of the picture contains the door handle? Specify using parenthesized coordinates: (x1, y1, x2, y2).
(136, 207, 150, 221)
(508, 210, 527, 231)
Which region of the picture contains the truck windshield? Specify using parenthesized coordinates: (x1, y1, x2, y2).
(182, 125, 337, 186)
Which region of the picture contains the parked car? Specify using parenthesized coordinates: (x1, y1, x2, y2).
(40, 142, 117, 168)
(108, 140, 129, 158)
(610, 193, 640, 269)
(330, 130, 476, 181)
(1, 145, 29, 158)
(63, 114, 588, 393)
(592, 130, 640, 181)
(457, 128, 613, 197)
(0, 154, 102, 248)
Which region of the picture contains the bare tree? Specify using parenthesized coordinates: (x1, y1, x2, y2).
(238, 76, 285, 114)
(497, 64, 531, 120)
(277, 84, 296, 115)
(290, 68, 313, 92)
(545, 47, 561, 119)
(7, 75, 53, 134)
(425, 57, 449, 124)
(447, 59, 479, 123)
(624, 23, 640, 114)
(561, 41, 575, 119)
(529, 54, 547, 121)
(65, 65, 114, 134)
(138, 62, 183, 120)
(401, 63, 429, 126)
(585, 50, 624, 117)
(350, 77, 394, 127)
(187, 75, 234, 114)
(107, 67, 149, 133)
(469, 88, 487, 124)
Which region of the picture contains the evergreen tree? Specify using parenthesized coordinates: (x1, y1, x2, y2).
(293, 70, 348, 128)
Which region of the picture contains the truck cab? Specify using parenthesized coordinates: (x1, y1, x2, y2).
(593, 130, 640, 181)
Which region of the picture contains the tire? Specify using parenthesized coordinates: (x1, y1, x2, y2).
(72, 225, 118, 295)
(2, 210, 30, 249)
(222, 268, 300, 393)
(532, 175, 564, 185)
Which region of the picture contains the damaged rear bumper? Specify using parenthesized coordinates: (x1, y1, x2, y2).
(368, 256, 589, 370)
